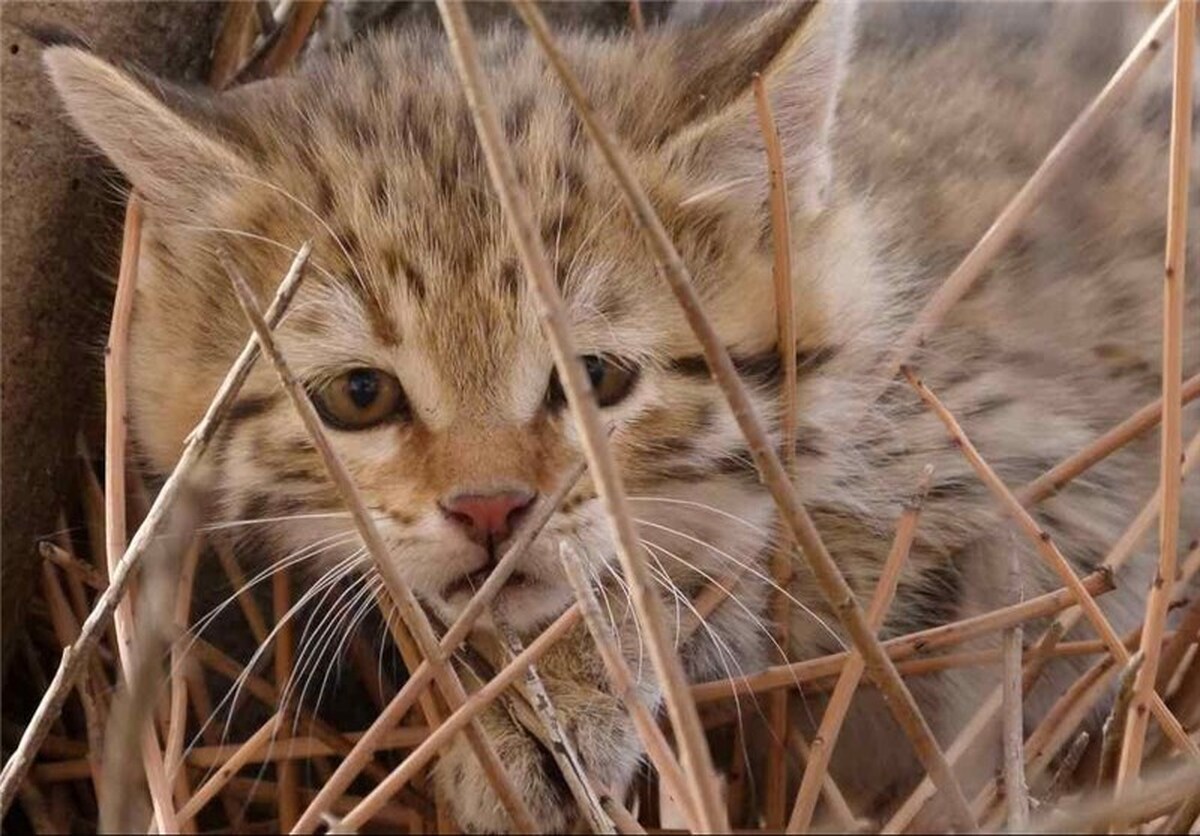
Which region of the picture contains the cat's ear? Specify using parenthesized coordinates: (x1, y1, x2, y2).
(43, 47, 252, 209)
(661, 1, 857, 216)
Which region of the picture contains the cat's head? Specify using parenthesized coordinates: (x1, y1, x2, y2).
(45, 2, 871, 632)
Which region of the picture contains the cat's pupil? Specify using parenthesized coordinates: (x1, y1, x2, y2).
(346, 369, 380, 409)
(584, 355, 606, 388)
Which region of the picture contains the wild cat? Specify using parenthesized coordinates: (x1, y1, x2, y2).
(43, 0, 1199, 831)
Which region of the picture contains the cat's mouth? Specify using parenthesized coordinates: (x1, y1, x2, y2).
(442, 568, 535, 599)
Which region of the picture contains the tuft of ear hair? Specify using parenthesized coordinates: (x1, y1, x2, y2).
(43, 47, 250, 209)
(663, 0, 858, 217)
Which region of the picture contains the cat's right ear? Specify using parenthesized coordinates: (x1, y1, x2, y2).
(43, 47, 251, 209)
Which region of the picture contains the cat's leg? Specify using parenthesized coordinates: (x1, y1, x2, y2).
(434, 617, 659, 833)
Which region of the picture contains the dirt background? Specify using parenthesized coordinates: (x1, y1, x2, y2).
(1, 2, 224, 676)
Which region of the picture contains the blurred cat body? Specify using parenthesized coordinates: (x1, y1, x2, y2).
(44, 2, 1199, 830)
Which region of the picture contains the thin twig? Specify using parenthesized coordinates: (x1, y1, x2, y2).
(1118, 0, 1195, 790)
(273, 569, 300, 831)
(165, 536, 202, 833)
(904, 366, 1199, 758)
(1002, 545, 1029, 831)
(1100, 651, 1146, 788)
(512, 2, 978, 829)
(789, 465, 933, 833)
(753, 69, 799, 832)
(0, 242, 311, 816)
(787, 728, 862, 833)
(693, 568, 1114, 702)
(439, 1, 728, 830)
(222, 253, 538, 833)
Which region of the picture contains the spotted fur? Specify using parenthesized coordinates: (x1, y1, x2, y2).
(45, 2, 1199, 830)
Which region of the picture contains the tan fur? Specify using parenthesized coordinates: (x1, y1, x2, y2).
(44, 2, 1199, 830)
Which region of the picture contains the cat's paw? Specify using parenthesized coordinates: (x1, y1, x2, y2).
(435, 680, 643, 833)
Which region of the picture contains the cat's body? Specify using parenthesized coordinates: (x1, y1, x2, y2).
(43, 2, 1199, 831)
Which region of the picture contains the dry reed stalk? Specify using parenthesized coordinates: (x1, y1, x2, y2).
(250, 0, 324, 79)
(494, 617, 617, 833)
(903, 367, 1199, 758)
(177, 713, 286, 821)
(1100, 651, 1146, 788)
(37, 564, 104, 799)
(1042, 730, 1091, 806)
(100, 195, 179, 833)
(752, 70, 799, 832)
(291, 461, 585, 832)
(787, 729, 861, 832)
(628, 0, 644, 35)
(0, 243, 310, 816)
(1156, 545, 1200, 691)
(440, 1, 729, 829)
(693, 568, 1113, 702)
(1016, 371, 1200, 506)
(272, 569, 300, 830)
(789, 465, 933, 833)
(561, 545, 705, 833)
(511, 3, 976, 830)
(1118, 0, 1196, 790)
(876, 0, 1177, 389)
(329, 606, 583, 831)
(1033, 765, 1200, 834)
(210, 1, 260, 89)
(215, 539, 271, 646)
(39, 541, 107, 593)
(603, 794, 647, 835)
(187, 726, 429, 768)
(222, 254, 538, 833)
(1002, 544, 1030, 831)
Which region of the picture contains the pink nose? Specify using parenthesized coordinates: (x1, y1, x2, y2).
(440, 489, 536, 544)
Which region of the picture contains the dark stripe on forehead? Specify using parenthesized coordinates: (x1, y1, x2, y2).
(226, 393, 281, 424)
(666, 345, 838, 385)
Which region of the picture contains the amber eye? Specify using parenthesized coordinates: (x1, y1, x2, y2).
(310, 368, 407, 430)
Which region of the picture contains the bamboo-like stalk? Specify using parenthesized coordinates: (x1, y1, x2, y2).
(101, 196, 179, 833)
(215, 539, 271, 647)
(222, 253, 538, 833)
(904, 367, 1199, 758)
(1118, 0, 1195, 790)
(273, 569, 300, 831)
(1002, 544, 1029, 831)
(787, 729, 861, 832)
(693, 568, 1113, 702)
(875, 1, 1177, 388)
(789, 465, 932, 833)
(290, 460, 585, 832)
(1100, 651, 1146, 789)
(603, 794, 647, 835)
(0, 243, 311, 816)
(560, 544, 705, 833)
(1156, 542, 1200, 692)
(437, 1, 729, 830)
(1033, 765, 1200, 834)
(752, 70, 799, 832)
(178, 713, 286, 820)
(166, 536, 202, 833)
(494, 617, 617, 834)
(511, 3, 977, 830)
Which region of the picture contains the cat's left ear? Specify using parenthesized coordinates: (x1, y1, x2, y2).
(661, 1, 857, 217)
(43, 46, 255, 211)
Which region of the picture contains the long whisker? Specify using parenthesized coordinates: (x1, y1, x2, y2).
(626, 495, 771, 536)
(634, 517, 844, 649)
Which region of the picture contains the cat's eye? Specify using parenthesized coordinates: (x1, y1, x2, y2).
(310, 368, 408, 430)
(546, 355, 639, 409)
